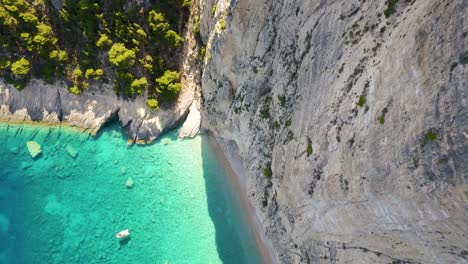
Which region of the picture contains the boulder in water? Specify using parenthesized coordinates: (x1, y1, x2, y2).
(66, 145, 79, 159)
(26, 141, 42, 159)
(125, 177, 134, 189)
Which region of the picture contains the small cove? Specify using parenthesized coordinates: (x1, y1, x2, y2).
(0, 123, 262, 264)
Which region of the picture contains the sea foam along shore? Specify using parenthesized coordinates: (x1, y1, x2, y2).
(207, 133, 280, 264)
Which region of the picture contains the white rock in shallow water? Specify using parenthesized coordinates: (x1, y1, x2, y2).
(125, 177, 134, 189)
(66, 145, 79, 159)
(26, 141, 42, 159)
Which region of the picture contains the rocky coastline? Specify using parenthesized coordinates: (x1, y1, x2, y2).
(0, 78, 197, 143)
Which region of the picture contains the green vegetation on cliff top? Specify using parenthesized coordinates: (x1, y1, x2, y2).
(0, 0, 189, 106)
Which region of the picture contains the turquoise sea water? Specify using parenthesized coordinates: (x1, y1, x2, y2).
(0, 123, 261, 264)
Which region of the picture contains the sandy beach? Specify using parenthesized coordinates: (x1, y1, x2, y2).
(207, 133, 279, 264)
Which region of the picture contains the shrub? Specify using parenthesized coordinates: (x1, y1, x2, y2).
(146, 98, 159, 110)
(108, 43, 136, 68)
(69, 85, 81, 95)
(96, 34, 112, 48)
(156, 70, 182, 98)
(424, 131, 437, 142)
(165, 30, 184, 48)
(85, 68, 95, 79)
(378, 115, 385, 124)
(200, 47, 206, 59)
(11, 58, 30, 75)
(148, 10, 169, 33)
(73, 68, 83, 79)
(19, 12, 38, 25)
(130, 77, 149, 96)
(263, 166, 272, 178)
(140, 55, 153, 72)
(0, 6, 16, 27)
(219, 19, 226, 30)
(33, 23, 57, 46)
(3, 0, 29, 13)
(211, 4, 217, 16)
(136, 28, 147, 40)
(307, 143, 313, 157)
(182, 0, 191, 8)
(278, 95, 286, 107)
(193, 21, 202, 43)
(0, 59, 10, 70)
(94, 69, 103, 80)
(49, 50, 68, 62)
(357, 95, 366, 107)
(115, 71, 136, 95)
(260, 107, 269, 119)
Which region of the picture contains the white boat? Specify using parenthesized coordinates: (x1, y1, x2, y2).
(116, 229, 130, 239)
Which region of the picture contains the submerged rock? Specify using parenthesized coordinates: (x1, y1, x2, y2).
(26, 141, 41, 159)
(125, 177, 134, 189)
(9, 147, 18, 154)
(66, 145, 79, 159)
(20, 161, 33, 170)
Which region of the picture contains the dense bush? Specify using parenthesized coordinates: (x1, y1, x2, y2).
(357, 95, 367, 107)
(148, 11, 169, 34)
(108, 43, 136, 68)
(146, 98, 159, 110)
(11, 58, 31, 75)
(165, 30, 184, 48)
(130, 77, 149, 96)
(156, 70, 182, 98)
(96, 34, 112, 48)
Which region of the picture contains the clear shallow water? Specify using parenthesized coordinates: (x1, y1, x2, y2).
(0, 123, 261, 264)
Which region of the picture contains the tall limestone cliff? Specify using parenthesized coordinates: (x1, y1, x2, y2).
(198, 0, 468, 263)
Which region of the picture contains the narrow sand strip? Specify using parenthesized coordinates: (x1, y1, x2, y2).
(207, 133, 279, 264)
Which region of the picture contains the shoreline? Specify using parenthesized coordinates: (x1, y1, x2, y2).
(206, 133, 279, 264)
(0, 119, 90, 134)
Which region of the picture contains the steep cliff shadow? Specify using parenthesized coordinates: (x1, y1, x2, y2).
(200, 135, 260, 264)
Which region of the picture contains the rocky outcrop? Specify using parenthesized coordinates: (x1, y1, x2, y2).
(199, 0, 468, 263)
(0, 78, 194, 143)
(179, 100, 201, 139)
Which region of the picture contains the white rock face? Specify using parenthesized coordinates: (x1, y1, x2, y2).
(199, 0, 468, 263)
(179, 100, 201, 139)
(0, 78, 195, 143)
